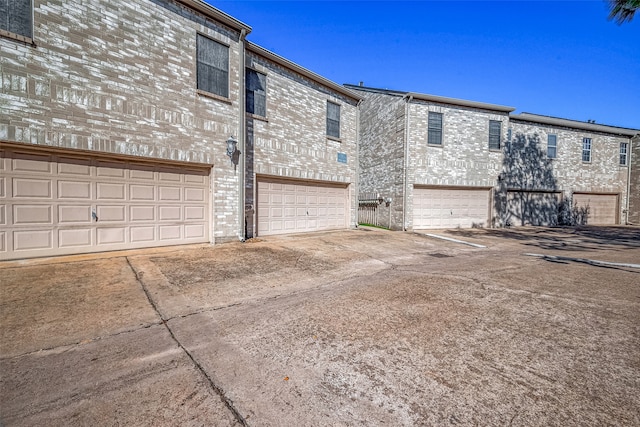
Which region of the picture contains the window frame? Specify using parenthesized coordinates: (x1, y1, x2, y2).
(582, 137, 592, 163)
(326, 101, 341, 139)
(547, 134, 557, 159)
(620, 142, 628, 166)
(0, 0, 34, 44)
(488, 120, 502, 151)
(196, 33, 230, 99)
(246, 67, 267, 118)
(427, 111, 443, 146)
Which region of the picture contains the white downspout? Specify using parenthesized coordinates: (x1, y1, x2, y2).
(402, 95, 413, 231)
(355, 99, 362, 229)
(627, 136, 635, 224)
(239, 29, 247, 240)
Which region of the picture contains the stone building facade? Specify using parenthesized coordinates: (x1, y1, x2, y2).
(626, 135, 640, 225)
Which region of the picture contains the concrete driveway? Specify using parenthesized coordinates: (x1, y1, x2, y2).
(1, 227, 639, 426)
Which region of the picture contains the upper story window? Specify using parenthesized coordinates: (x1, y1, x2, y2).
(196, 34, 229, 98)
(582, 137, 592, 162)
(620, 142, 628, 166)
(326, 101, 340, 139)
(488, 120, 502, 150)
(246, 68, 266, 117)
(427, 112, 443, 145)
(547, 134, 557, 158)
(0, 0, 33, 41)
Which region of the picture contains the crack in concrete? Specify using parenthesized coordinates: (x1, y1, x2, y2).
(125, 257, 249, 427)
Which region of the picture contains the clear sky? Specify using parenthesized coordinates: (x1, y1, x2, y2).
(212, 1, 640, 129)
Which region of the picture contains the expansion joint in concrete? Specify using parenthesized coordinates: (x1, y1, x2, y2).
(125, 257, 250, 427)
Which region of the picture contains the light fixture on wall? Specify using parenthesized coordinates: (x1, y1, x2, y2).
(226, 135, 238, 160)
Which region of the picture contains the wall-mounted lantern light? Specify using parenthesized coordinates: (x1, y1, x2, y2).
(385, 197, 392, 207)
(226, 135, 238, 160)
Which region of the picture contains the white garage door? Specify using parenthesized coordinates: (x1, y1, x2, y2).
(572, 193, 618, 225)
(0, 148, 210, 261)
(506, 191, 561, 226)
(413, 187, 490, 229)
(257, 178, 348, 236)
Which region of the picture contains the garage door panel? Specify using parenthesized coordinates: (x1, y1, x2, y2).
(58, 229, 92, 248)
(97, 227, 126, 245)
(506, 192, 561, 226)
(258, 179, 348, 236)
(14, 230, 53, 251)
(14, 178, 52, 198)
(97, 205, 126, 222)
(97, 182, 125, 200)
(13, 205, 52, 225)
(131, 226, 155, 242)
(1, 149, 210, 260)
(0, 176, 5, 198)
(573, 193, 617, 225)
(58, 160, 91, 176)
(413, 187, 490, 229)
(159, 206, 181, 221)
(59, 205, 91, 223)
(0, 231, 6, 252)
(130, 184, 155, 200)
(13, 155, 52, 173)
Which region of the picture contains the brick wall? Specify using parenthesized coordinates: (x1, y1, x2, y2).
(245, 50, 360, 236)
(0, 0, 245, 242)
(351, 90, 406, 229)
(510, 119, 630, 224)
(628, 136, 640, 225)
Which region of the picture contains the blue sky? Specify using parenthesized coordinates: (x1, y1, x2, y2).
(213, 1, 640, 129)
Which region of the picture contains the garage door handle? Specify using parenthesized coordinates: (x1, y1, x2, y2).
(92, 210, 99, 222)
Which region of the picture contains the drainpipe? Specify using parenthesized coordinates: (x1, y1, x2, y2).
(402, 95, 413, 231)
(627, 135, 635, 224)
(355, 99, 362, 229)
(239, 29, 247, 240)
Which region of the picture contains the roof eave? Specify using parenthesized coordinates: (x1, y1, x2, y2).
(510, 113, 639, 137)
(246, 42, 362, 102)
(176, 0, 252, 34)
(406, 92, 516, 113)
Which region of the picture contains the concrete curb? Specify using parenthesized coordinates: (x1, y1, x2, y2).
(422, 233, 487, 248)
(524, 253, 640, 269)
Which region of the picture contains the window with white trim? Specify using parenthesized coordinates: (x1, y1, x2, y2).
(620, 142, 628, 166)
(489, 120, 502, 150)
(0, 0, 32, 40)
(196, 34, 229, 98)
(246, 68, 266, 117)
(582, 138, 592, 162)
(428, 112, 443, 145)
(326, 101, 340, 138)
(547, 134, 557, 158)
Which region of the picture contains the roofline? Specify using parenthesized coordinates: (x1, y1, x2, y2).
(176, 0, 252, 34)
(406, 92, 516, 113)
(246, 42, 362, 102)
(344, 84, 515, 112)
(510, 113, 639, 137)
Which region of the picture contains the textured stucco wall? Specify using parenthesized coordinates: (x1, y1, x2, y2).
(244, 51, 360, 236)
(509, 120, 630, 224)
(0, 0, 244, 241)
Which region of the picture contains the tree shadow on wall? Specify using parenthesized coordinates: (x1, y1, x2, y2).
(494, 133, 588, 227)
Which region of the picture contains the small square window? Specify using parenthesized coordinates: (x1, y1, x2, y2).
(246, 68, 266, 117)
(428, 112, 443, 145)
(196, 34, 229, 98)
(0, 0, 33, 40)
(326, 101, 340, 138)
(620, 142, 628, 166)
(582, 138, 592, 162)
(547, 134, 557, 158)
(489, 120, 502, 150)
